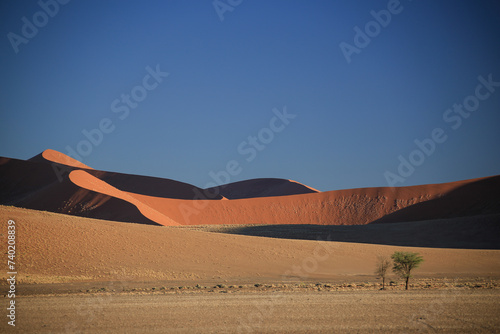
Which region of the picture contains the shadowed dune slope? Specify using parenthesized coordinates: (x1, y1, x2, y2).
(206, 178, 319, 199)
(71, 170, 500, 226)
(1, 206, 499, 283)
(372, 175, 500, 224)
(36, 149, 218, 199)
(0, 156, 158, 225)
(0, 150, 219, 224)
(68, 169, 179, 226)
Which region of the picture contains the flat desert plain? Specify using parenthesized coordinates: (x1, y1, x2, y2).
(8, 290, 500, 333)
(1, 205, 500, 333)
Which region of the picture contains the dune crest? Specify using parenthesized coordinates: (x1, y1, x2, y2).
(69, 170, 180, 226)
(42, 149, 93, 169)
(288, 179, 320, 192)
(206, 178, 319, 199)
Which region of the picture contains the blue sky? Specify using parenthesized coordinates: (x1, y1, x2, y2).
(1, 0, 499, 191)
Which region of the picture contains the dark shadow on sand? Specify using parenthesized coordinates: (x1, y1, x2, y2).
(194, 214, 500, 249)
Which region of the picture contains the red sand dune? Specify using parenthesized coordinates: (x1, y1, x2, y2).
(30, 148, 94, 169)
(37, 149, 217, 200)
(2, 149, 500, 227)
(68, 170, 179, 226)
(70, 169, 500, 227)
(0, 150, 219, 225)
(0, 157, 155, 224)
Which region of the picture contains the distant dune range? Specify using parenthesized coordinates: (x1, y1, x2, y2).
(1, 149, 499, 229)
(206, 178, 320, 199)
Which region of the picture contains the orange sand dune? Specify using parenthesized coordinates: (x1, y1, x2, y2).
(0, 156, 158, 224)
(68, 170, 179, 226)
(32, 149, 217, 200)
(70, 169, 500, 226)
(0, 150, 221, 224)
(1, 205, 499, 284)
(43, 148, 94, 169)
(3, 149, 500, 227)
(29, 149, 93, 169)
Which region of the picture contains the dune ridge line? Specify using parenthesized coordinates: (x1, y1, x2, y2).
(69, 170, 180, 226)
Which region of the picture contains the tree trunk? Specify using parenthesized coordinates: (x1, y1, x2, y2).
(405, 276, 409, 290)
(382, 277, 385, 290)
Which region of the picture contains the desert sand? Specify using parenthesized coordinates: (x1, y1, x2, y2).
(6, 290, 500, 333)
(1, 206, 499, 284)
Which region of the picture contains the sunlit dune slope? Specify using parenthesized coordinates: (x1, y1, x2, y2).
(29, 148, 93, 169)
(1, 205, 499, 283)
(68, 169, 179, 226)
(71, 170, 500, 226)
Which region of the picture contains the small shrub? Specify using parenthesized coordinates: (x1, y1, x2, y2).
(374, 255, 391, 290)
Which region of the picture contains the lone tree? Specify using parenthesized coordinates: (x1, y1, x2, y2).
(374, 255, 391, 290)
(391, 251, 424, 290)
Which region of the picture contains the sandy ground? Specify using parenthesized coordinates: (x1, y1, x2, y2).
(0, 206, 499, 333)
(2, 289, 499, 333)
(1, 206, 499, 284)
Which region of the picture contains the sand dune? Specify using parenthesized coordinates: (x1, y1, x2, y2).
(206, 178, 319, 199)
(71, 169, 500, 226)
(0, 156, 158, 224)
(1, 205, 499, 284)
(68, 170, 179, 226)
(37, 149, 217, 200)
(0, 150, 220, 224)
(29, 148, 94, 169)
(2, 149, 500, 228)
(372, 175, 500, 223)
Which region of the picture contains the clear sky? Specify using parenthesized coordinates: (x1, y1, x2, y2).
(1, 0, 499, 191)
